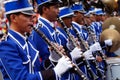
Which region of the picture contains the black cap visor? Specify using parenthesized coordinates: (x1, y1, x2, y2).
(21, 10, 35, 16)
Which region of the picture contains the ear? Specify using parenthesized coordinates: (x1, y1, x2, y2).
(42, 6, 49, 13)
(10, 14, 17, 23)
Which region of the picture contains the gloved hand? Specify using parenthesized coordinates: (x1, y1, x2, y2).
(49, 50, 61, 62)
(104, 39, 112, 46)
(90, 42, 102, 52)
(66, 37, 79, 51)
(54, 56, 73, 77)
(66, 40, 75, 51)
(83, 50, 95, 60)
(49, 43, 65, 62)
(70, 47, 82, 60)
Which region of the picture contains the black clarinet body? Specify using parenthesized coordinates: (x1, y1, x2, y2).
(83, 18, 107, 80)
(58, 17, 99, 80)
(92, 58, 106, 79)
(85, 21, 107, 70)
(71, 24, 89, 52)
(72, 24, 100, 80)
(32, 26, 88, 80)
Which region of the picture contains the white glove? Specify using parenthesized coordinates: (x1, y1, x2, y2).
(83, 50, 95, 60)
(53, 56, 73, 77)
(66, 40, 75, 51)
(90, 42, 102, 52)
(70, 47, 82, 60)
(104, 39, 112, 46)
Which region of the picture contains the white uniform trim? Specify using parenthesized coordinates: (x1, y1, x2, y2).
(38, 17, 55, 40)
(56, 29, 68, 41)
(60, 13, 74, 19)
(28, 42, 39, 67)
(26, 42, 32, 73)
(0, 59, 12, 80)
(8, 33, 26, 50)
(37, 1, 49, 6)
(23, 59, 30, 64)
(8, 33, 30, 64)
(4, 0, 18, 4)
(38, 72, 43, 80)
(5, 7, 33, 15)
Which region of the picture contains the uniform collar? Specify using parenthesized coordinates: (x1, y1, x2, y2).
(38, 16, 56, 41)
(8, 29, 27, 48)
(39, 16, 54, 27)
(72, 21, 82, 28)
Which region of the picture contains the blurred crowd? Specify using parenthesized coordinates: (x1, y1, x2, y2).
(0, 1, 8, 42)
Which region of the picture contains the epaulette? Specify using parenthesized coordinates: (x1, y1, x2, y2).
(37, 21, 43, 28)
(38, 23, 42, 28)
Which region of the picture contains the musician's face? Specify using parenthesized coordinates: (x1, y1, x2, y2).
(95, 15, 102, 22)
(101, 15, 107, 22)
(74, 11, 84, 24)
(11, 13, 34, 35)
(43, 4, 59, 22)
(62, 16, 72, 28)
(84, 17, 91, 26)
(77, 12, 84, 18)
(89, 14, 96, 22)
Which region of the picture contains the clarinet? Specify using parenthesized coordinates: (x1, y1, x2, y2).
(71, 24, 105, 77)
(83, 18, 107, 79)
(32, 26, 88, 80)
(58, 17, 98, 80)
(71, 24, 89, 52)
(71, 24, 103, 80)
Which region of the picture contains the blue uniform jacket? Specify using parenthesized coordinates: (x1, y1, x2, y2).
(56, 25, 88, 80)
(31, 17, 55, 61)
(0, 30, 50, 80)
(31, 17, 72, 80)
(72, 21, 88, 41)
(90, 22, 102, 41)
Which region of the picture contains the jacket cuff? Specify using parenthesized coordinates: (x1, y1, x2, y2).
(41, 69, 56, 80)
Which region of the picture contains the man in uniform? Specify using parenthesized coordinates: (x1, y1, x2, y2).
(0, 0, 73, 80)
(31, 0, 85, 79)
